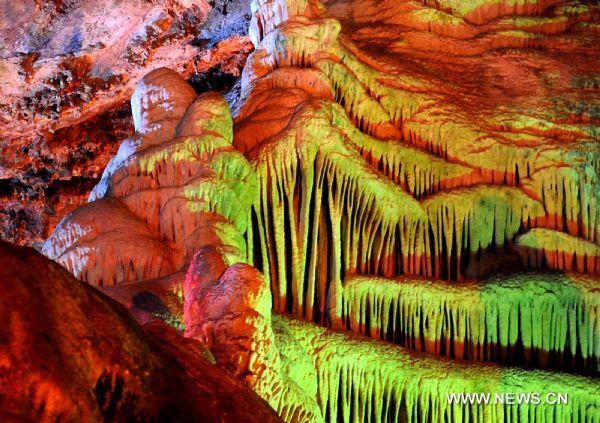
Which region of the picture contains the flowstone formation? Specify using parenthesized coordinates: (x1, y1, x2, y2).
(38, 0, 600, 421)
(343, 273, 600, 373)
(43, 67, 256, 286)
(238, 0, 600, 324)
(286, 317, 599, 423)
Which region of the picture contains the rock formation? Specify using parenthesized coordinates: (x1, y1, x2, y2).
(184, 252, 324, 421)
(44, 66, 324, 420)
(0, 0, 254, 245)
(285, 316, 599, 423)
(43, 67, 256, 286)
(237, 0, 600, 326)
(3, 0, 600, 421)
(343, 273, 600, 372)
(0, 240, 279, 422)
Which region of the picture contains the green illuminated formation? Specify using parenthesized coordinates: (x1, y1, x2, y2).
(285, 316, 600, 423)
(330, 104, 483, 198)
(515, 229, 600, 272)
(244, 103, 428, 320)
(233, 0, 600, 419)
(424, 0, 560, 22)
(247, 0, 600, 246)
(342, 273, 600, 372)
(239, 0, 600, 328)
(521, 162, 600, 243)
(423, 186, 545, 279)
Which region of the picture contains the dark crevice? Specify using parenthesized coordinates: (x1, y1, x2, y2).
(187, 66, 239, 95)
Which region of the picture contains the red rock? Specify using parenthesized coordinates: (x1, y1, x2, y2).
(183, 245, 229, 333)
(0, 240, 280, 422)
(183, 248, 324, 421)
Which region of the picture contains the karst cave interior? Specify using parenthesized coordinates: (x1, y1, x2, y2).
(0, 0, 599, 422)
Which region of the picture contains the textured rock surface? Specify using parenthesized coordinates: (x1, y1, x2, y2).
(0, 0, 254, 245)
(343, 273, 600, 373)
(285, 316, 600, 423)
(184, 250, 324, 421)
(0, 240, 280, 422)
(236, 0, 600, 325)
(44, 67, 323, 420)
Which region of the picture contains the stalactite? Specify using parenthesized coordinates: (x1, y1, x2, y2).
(329, 104, 484, 198)
(316, 60, 397, 136)
(328, 42, 600, 243)
(342, 273, 600, 373)
(285, 316, 600, 423)
(32, 2, 600, 421)
(240, 0, 600, 337)
(423, 186, 545, 279)
(522, 164, 600, 245)
(516, 229, 600, 273)
(249, 104, 429, 323)
(262, 14, 600, 247)
(424, 0, 563, 25)
(244, 0, 600, 256)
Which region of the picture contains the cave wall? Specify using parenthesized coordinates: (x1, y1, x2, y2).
(0, 0, 254, 246)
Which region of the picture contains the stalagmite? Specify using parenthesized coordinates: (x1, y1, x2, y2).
(184, 250, 325, 422)
(44, 69, 257, 285)
(43, 67, 328, 422)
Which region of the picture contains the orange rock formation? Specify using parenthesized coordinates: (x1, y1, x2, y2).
(0, 241, 279, 422)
